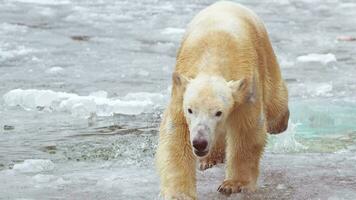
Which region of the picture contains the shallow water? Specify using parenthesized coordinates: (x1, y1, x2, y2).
(0, 0, 356, 199)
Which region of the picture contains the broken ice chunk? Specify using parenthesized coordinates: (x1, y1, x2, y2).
(296, 53, 337, 65)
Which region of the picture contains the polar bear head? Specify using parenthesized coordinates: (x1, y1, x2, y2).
(173, 72, 248, 157)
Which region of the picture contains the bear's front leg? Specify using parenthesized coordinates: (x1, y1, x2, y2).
(218, 121, 266, 195)
(156, 134, 196, 199)
(156, 112, 197, 200)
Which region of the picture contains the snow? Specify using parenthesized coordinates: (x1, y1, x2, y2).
(296, 53, 337, 65)
(1, 154, 355, 199)
(3, 89, 168, 117)
(13, 159, 55, 173)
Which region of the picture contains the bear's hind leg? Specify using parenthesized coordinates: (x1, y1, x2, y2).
(266, 81, 289, 134)
(267, 108, 289, 134)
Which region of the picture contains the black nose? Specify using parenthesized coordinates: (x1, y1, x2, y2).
(192, 139, 208, 152)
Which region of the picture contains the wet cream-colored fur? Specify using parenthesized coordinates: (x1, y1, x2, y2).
(156, 1, 289, 199)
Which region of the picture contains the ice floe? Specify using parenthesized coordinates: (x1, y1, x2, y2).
(3, 89, 169, 117)
(296, 53, 337, 65)
(13, 159, 55, 173)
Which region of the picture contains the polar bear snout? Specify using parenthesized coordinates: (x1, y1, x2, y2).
(192, 126, 210, 157)
(193, 138, 208, 152)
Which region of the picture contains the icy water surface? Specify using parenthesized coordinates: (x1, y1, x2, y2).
(1, 0, 356, 199)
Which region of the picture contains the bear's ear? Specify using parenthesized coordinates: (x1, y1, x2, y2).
(228, 78, 247, 92)
(228, 78, 248, 102)
(172, 72, 190, 88)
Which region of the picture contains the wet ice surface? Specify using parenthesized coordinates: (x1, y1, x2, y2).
(0, 0, 356, 199)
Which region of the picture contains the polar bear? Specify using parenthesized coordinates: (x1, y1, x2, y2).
(156, 1, 289, 199)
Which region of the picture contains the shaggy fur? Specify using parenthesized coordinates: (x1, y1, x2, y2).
(156, 1, 289, 199)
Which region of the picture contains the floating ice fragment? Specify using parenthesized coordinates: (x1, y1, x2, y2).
(161, 27, 185, 35)
(13, 159, 55, 173)
(45, 66, 64, 74)
(3, 89, 72, 109)
(296, 53, 337, 65)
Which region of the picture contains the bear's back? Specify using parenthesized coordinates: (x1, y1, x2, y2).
(184, 1, 264, 47)
(176, 1, 266, 82)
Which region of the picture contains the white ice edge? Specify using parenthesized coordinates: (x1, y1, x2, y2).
(3, 89, 169, 117)
(296, 53, 337, 65)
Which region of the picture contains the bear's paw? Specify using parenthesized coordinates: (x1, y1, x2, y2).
(199, 153, 224, 171)
(165, 193, 195, 200)
(217, 179, 256, 196)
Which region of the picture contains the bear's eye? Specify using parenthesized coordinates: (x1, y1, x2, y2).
(215, 111, 222, 117)
(188, 108, 193, 114)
